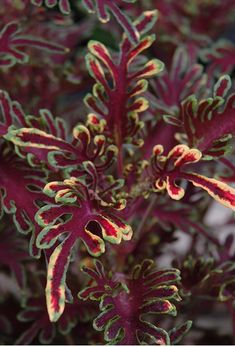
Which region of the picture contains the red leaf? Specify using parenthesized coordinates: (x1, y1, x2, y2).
(183, 172, 235, 211)
(79, 259, 181, 344)
(36, 177, 132, 321)
(181, 75, 235, 157)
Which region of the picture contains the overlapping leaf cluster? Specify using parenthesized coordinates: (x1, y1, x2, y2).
(0, 0, 235, 345)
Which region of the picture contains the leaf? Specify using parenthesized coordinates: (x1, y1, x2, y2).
(0, 155, 46, 235)
(36, 176, 132, 321)
(16, 297, 56, 345)
(2, 104, 68, 164)
(17, 293, 91, 344)
(79, 259, 182, 344)
(79, 259, 119, 301)
(31, 0, 71, 14)
(82, 0, 139, 44)
(169, 320, 192, 345)
(0, 149, 51, 259)
(151, 46, 206, 117)
(4, 127, 76, 168)
(181, 75, 235, 157)
(3, 99, 117, 173)
(0, 21, 68, 68)
(58, 301, 97, 335)
(153, 203, 220, 246)
(151, 0, 234, 52)
(201, 39, 235, 76)
(0, 228, 27, 288)
(45, 236, 75, 322)
(0, 90, 27, 136)
(182, 172, 235, 211)
(179, 256, 235, 302)
(85, 11, 164, 150)
(150, 144, 235, 211)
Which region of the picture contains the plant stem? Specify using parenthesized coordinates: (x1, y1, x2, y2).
(135, 195, 158, 237)
(117, 143, 123, 177)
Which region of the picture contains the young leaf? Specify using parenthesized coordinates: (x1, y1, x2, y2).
(85, 11, 164, 153)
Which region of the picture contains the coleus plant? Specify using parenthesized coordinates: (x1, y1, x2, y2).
(0, 0, 235, 345)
